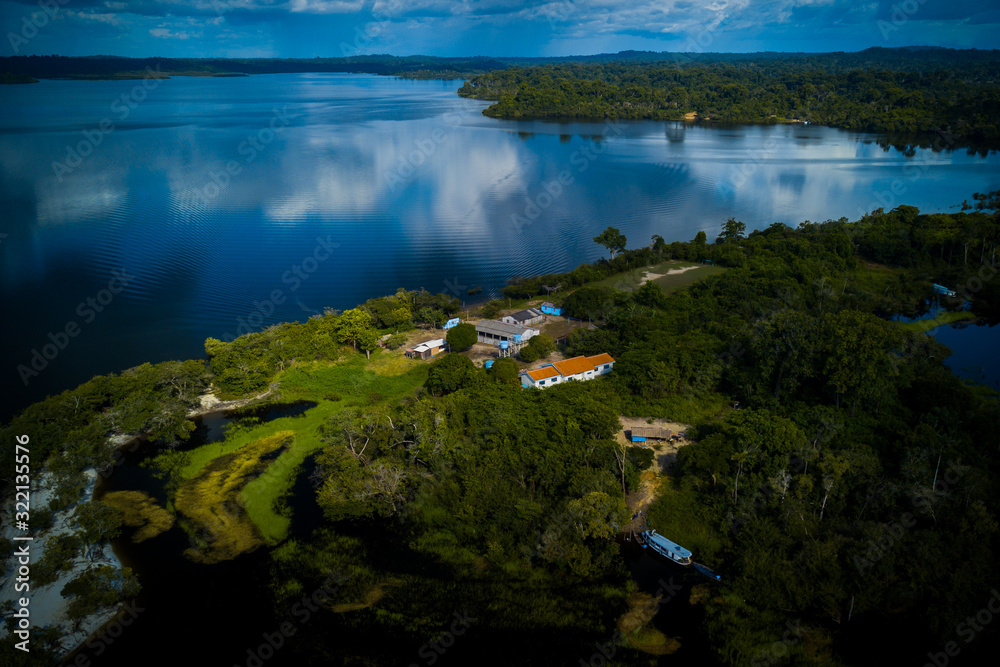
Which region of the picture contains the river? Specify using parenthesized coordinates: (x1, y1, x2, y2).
(2, 73, 999, 417)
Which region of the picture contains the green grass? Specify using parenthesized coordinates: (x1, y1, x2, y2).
(896, 309, 975, 333)
(589, 260, 725, 294)
(178, 350, 429, 545)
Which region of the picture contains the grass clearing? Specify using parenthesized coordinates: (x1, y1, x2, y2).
(588, 260, 725, 294)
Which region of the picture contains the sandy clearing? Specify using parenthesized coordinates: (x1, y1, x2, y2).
(640, 265, 701, 285)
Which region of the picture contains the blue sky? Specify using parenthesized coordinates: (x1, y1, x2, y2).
(3, 0, 999, 58)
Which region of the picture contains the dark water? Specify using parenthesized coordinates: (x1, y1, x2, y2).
(79, 403, 322, 667)
(2, 73, 999, 417)
(931, 321, 1000, 388)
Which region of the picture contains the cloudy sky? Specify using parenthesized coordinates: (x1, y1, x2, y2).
(3, 0, 998, 58)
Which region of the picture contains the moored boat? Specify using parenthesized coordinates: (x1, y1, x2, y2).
(640, 529, 692, 566)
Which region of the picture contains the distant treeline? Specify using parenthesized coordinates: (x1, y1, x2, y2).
(457, 48, 1000, 149)
(0, 54, 511, 81)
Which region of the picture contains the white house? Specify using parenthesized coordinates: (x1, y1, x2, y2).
(520, 353, 615, 388)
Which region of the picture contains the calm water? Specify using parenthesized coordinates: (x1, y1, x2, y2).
(2, 72, 999, 416)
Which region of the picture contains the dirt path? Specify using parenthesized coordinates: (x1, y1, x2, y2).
(618, 416, 691, 534)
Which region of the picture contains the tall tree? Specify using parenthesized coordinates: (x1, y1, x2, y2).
(593, 226, 627, 259)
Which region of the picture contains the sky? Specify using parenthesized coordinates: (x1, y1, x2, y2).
(2, 0, 999, 59)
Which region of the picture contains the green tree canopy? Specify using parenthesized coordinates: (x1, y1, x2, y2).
(446, 322, 478, 351)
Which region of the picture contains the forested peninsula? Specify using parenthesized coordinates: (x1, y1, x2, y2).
(457, 49, 1000, 150)
(3, 194, 1000, 665)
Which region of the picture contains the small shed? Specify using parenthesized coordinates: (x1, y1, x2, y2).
(405, 338, 447, 360)
(630, 426, 672, 443)
(540, 302, 562, 316)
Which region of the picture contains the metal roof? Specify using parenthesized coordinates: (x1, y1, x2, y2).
(475, 320, 534, 338)
(507, 308, 543, 322)
(412, 338, 446, 353)
(630, 426, 672, 439)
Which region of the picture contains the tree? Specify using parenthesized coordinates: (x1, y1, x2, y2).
(74, 501, 123, 561)
(520, 334, 555, 362)
(693, 230, 707, 253)
(337, 308, 376, 353)
(446, 323, 477, 351)
(489, 358, 520, 385)
(593, 226, 627, 259)
(61, 565, 141, 620)
(425, 353, 481, 396)
(718, 217, 747, 243)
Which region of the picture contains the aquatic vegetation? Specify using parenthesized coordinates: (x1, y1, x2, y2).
(101, 490, 175, 542)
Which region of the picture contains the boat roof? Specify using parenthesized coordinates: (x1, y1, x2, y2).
(646, 531, 692, 558)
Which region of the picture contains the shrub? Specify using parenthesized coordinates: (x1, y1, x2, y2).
(385, 333, 408, 350)
(479, 300, 503, 319)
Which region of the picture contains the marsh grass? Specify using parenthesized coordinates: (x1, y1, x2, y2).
(175, 431, 293, 563)
(101, 490, 175, 542)
(175, 353, 429, 551)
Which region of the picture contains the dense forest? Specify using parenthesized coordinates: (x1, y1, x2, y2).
(457, 49, 1000, 149)
(3, 193, 1000, 665)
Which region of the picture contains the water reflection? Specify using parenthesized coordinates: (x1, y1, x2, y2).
(1, 73, 998, 417)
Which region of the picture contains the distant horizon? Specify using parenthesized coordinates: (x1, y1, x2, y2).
(5, 44, 999, 62)
(2, 1, 997, 59)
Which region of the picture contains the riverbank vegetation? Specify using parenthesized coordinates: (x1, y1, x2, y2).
(3, 192, 1000, 663)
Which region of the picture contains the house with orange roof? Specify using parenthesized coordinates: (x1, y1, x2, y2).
(520, 353, 615, 388)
